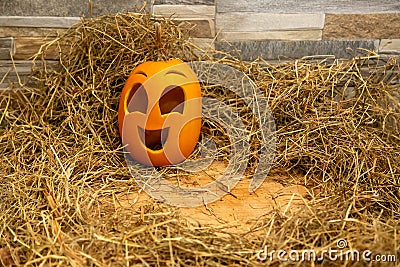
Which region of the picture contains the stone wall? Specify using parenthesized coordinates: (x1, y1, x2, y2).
(1, 0, 399, 87)
(0, 0, 148, 17)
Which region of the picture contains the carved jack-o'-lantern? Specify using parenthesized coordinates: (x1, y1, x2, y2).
(118, 59, 202, 167)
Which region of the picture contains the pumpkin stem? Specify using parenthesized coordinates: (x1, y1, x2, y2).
(154, 22, 162, 49)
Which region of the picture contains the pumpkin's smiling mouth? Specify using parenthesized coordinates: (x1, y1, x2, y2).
(138, 126, 170, 151)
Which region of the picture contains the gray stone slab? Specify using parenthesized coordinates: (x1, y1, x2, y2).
(218, 30, 322, 41)
(0, 38, 13, 49)
(0, 49, 12, 60)
(0, 38, 15, 60)
(0, 0, 148, 17)
(0, 60, 59, 88)
(0, 60, 34, 88)
(154, 0, 214, 5)
(217, 0, 400, 14)
(215, 40, 379, 60)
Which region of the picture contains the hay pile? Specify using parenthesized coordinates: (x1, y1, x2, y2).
(0, 12, 399, 266)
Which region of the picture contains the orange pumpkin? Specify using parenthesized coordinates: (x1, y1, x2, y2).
(118, 59, 202, 167)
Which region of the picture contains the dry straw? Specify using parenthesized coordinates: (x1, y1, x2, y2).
(0, 12, 399, 266)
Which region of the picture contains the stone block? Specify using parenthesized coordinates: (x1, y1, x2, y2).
(175, 19, 214, 38)
(0, 16, 80, 28)
(215, 40, 379, 61)
(379, 39, 400, 54)
(0, 27, 66, 37)
(190, 38, 215, 50)
(154, 0, 215, 5)
(218, 30, 322, 41)
(0, 0, 148, 17)
(152, 5, 215, 19)
(0, 60, 34, 88)
(0, 38, 15, 60)
(216, 13, 324, 32)
(217, 0, 400, 14)
(14, 37, 61, 60)
(0, 38, 14, 49)
(324, 14, 400, 39)
(0, 60, 59, 88)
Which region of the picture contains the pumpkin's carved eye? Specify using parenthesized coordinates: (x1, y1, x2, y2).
(159, 85, 185, 115)
(135, 71, 148, 77)
(127, 83, 148, 113)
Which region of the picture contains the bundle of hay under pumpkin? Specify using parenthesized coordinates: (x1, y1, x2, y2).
(0, 12, 399, 266)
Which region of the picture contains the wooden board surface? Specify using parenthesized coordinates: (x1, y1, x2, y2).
(112, 161, 312, 232)
(217, 0, 400, 14)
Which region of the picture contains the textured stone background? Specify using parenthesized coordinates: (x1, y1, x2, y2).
(216, 40, 379, 61)
(1, 0, 400, 89)
(324, 14, 400, 39)
(154, 0, 214, 4)
(0, 0, 148, 17)
(217, 0, 400, 14)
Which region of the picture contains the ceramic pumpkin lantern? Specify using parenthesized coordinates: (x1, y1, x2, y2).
(118, 59, 202, 167)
